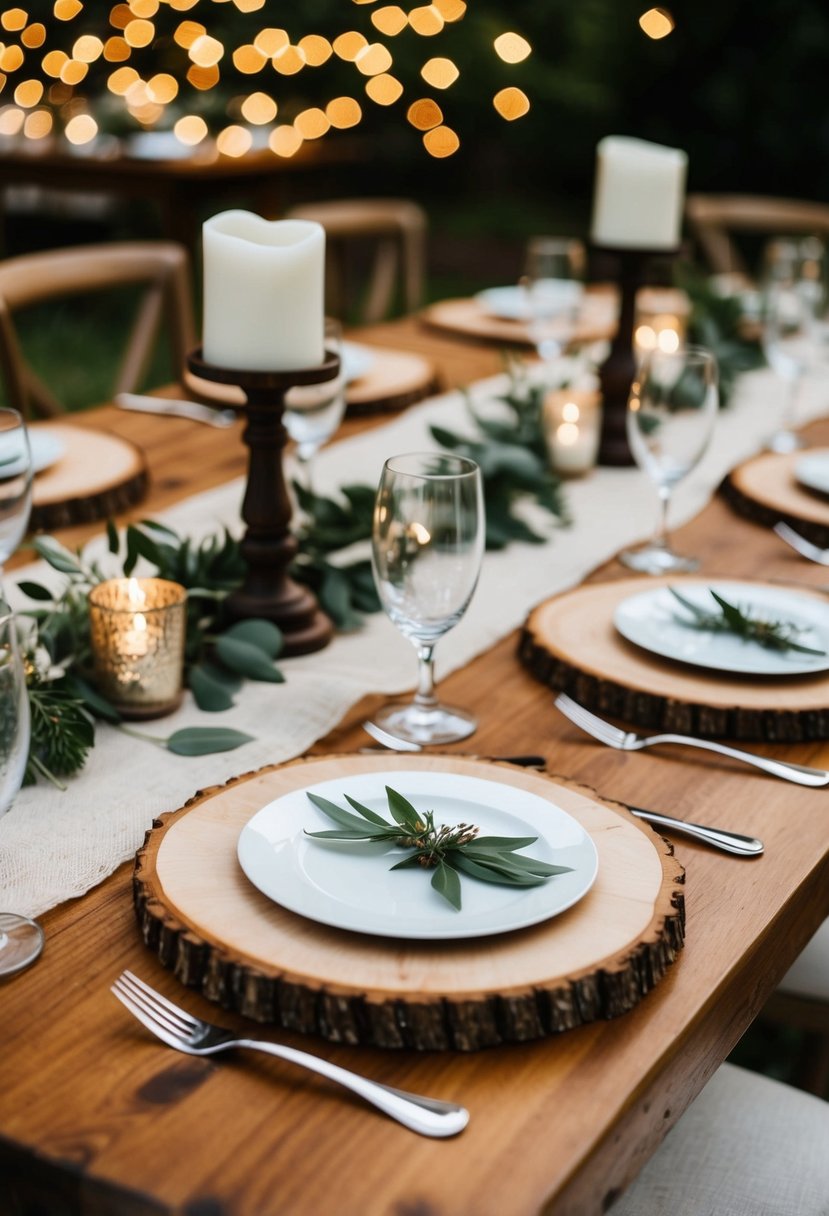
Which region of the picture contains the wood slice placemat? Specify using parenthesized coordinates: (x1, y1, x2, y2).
(183, 347, 439, 417)
(520, 575, 829, 741)
(722, 447, 829, 548)
(420, 286, 689, 350)
(134, 753, 684, 1052)
(30, 421, 148, 532)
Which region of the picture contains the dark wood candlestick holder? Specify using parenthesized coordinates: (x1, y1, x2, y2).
(594, 244, 679, 467)
(187, 346, 340, 656)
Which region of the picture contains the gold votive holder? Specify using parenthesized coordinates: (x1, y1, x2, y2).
(88, 577, 187, 719)
(543, 388, 602, 477)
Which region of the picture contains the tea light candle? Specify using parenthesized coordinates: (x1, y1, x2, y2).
(634, 287, 690, 356)
(88, 578, 187, 718)
(543, 389, 602, 476)
(202, 209, 325, 372)
(590, 136, 687, 250)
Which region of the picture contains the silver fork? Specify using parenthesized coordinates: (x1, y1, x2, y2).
(554, 691, 829, 787)
(111, 970, 468, 1138)
(774, 521, 829, 566)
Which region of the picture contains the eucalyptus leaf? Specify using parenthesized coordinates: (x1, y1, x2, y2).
(165, 727, 254, 756)
(189, 662, 237, 712)
(220, 618, 283, 659)
(33, 536, 84, 575)
(214, 635, 285, 682)
(17, 581, 54, 602)
(431, 859, 462, 910)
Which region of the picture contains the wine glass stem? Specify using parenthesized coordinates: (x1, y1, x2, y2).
(655, 486, 672, 551)
(413, 643, 439, 711)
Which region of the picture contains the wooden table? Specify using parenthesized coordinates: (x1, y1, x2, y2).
(3, 319, 829, 1216)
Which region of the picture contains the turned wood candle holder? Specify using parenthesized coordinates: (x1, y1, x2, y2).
(187, 347, 340, 656)
(593, 244, 679, 467)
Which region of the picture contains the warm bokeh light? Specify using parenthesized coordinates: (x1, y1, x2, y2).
(639, 7, 675, 38)
(372, 6, 408, 36)
(173, 113, 207, 144)
(0, 0, 517, 159)
(64, 113, 98, 144)
(421, 57, 458, 88)
(240, 90, 276, 123)
(423, 123, 458, 156)
(294, 106, 329, 140)
(365, 73, 403, 105)
(268, 123, 302, 157)
(493, 86, 530, 120)
(407, 97, 442, 130)
(493, 32, 532, 63)
(408, 6, 445, 36)
(326, 95, 361, 128)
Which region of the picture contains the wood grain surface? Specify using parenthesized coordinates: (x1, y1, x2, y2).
(29, 420, 148, 531)
(3, 319, 829, 1216)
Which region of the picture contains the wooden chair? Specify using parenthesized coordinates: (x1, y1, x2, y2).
(685, 193, 829, 283)
(0, 241, 196, 417)
(283, 197, 427, 324)
(759, 920, 829, 1098)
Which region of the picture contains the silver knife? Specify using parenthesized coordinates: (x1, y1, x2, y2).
(114, 393, 237, 428)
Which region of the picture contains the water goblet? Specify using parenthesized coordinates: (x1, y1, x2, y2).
(760, 236, 828, 454)
(370, 452, 484, 745)
(0, 407, 34, 583)
(521, 236, 586, 366)
(619, 345, 719, 574)
(284, 317, 346, 496)
(0, 606, 43, 977)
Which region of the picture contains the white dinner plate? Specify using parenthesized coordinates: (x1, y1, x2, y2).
(794, 450, 829, 497)
(474, 282, 583, 322)
(614, 581, 829, 676)
(0, 429, 65, 479)
(341, 340, 375, 384)
(237, 770, 598, 940)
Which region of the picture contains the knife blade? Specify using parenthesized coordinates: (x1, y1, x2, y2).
(114, 393, 237, 428)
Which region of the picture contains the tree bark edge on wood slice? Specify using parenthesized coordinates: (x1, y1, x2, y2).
(133, 754, 685, 1052)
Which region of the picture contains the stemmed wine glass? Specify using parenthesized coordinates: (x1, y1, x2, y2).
(521, 236, 586, 366)
(760, 235, 828, 454)
(619, 346, 719, 574)
(284, 317, 346, 496)
(370, 452, 484, 745)
(0, 408, 42, 977)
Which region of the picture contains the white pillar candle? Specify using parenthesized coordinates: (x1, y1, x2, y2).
(202, 210, 325, 372)
(590, 136, 688, 250)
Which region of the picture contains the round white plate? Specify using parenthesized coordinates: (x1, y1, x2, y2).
(237, 770, 598, 940)
(474, 285, 530, 321)
(341, 340, 375, 384)
(794, 450, 829, 497)
(614, 581, 829, 676)
(0, 429, 65, 479)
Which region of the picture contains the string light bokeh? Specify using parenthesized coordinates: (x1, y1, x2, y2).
(0, 1, 534, 159)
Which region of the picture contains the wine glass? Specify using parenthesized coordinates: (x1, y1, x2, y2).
(760, 235, 828, 454)
(0, 407, 34, 585)
(284, 317, 346, 496)
(370, 452, 484, 745)
(619, 345, 719, 574)
(0, 411, 42, 977)
(521, 236, 586, 366)
(0, 606, 42, 977)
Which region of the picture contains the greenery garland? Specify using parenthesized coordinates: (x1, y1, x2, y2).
(16, 363, 569, 788)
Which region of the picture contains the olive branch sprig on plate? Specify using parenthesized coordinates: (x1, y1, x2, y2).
(669, 587, 826, 655)
(305, 785, 572, 911)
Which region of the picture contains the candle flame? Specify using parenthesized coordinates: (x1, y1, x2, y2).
(127, 577, 145, 607)
(556, 422, 580, 447)
(561, 401, 580, 423)
(133, 612, 147, 633)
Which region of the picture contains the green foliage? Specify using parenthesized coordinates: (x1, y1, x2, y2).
(677, 264, 765, 407)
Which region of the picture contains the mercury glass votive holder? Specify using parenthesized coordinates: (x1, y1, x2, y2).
(543, 388, 602, 477)
(88, 578, 187, 719)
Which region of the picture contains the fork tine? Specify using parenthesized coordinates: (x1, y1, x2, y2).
(121, 970, 200, 1031)
(111, 982, 190, 1051)
(114, 975, 192, 1038)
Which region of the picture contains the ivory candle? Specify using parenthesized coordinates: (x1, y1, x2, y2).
(590, 136, 687, 250)
(202, 210, 325, 371)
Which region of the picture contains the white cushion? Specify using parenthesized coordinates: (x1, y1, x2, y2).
(778, 919, 829, 1002)
(608, 1063, 829, 1216)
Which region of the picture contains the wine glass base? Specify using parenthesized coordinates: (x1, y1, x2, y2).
(618, 543, 700, 575)
(0, 913, 44, 977)
(766, 429, 806, 455)
(374, 700, 477, 746)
